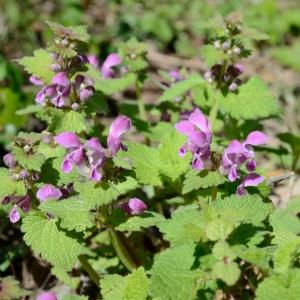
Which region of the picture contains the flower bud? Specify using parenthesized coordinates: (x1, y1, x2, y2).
(213, 40, 221, 49)
(71, 103, 80, 111)
(222, 41, 230, 50)
(36, 292, 57, 300)
(233, 47, 241, 55)
(3, 153, 16, 168)
(229, 82, 238, 92)
(122, 198, 147, 215)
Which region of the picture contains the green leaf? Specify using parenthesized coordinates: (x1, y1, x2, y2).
(16, 105, 43, 116)
(0, 168, 26, 198)
(117, 212, 165, 232)
(149, 243, 197, 300)
(206, 217, 235, 241)
(220, 77, 280, 120)
(159, 74, 204, 102)
(74, 176, 138, 209)
(201, 45, 227, 67)
(270, 209, 300, 235)
(0, 277, 29, 300)
(212, 241, 236, 261)
(21, 213, 83, 271)
(101, 268, 148, 300)
(16, 49, 55, 84)
(85, 66, 136, 95)
(183, 169, 226, 194)
(273, 238, 300, 274)
(46, 21, 89, 42)
(126, 143, 162, 186)
(52, 266, 80, 289)
(213, 194, 273, 225)
(158, 130, 191, 181)
(48, 110, 87, 134)
(12, 146, 46, 171)
(256, 270, 300, 300)
(212, 261, 240, 286)
(158, 205, 204, 246)
(100, 274, 126, 300)
(62, 296, 88, 300)
(39, 198, 94, 232)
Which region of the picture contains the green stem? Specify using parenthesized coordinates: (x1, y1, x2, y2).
(136, 80, 146, 120)
(108, 226, 140, 271)
(211, 185, 218, 201)
(78, 254, 101, 285)
(209, 94, 221, 130)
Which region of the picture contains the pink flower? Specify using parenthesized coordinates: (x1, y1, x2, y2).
(3, 153, 16, 168)
(175, 108, 212, 170)
(107, 116, 131, 155)
(9, 205, 20, 223)
(122, 198, 147, 215)
(74, 75, 95, 102)
(101, 53, 122, 78)
(236, 173, 264, 196)
(3, 195, 31, 223)
(36, 184, 62, 202)
(36, 292, 57, 300)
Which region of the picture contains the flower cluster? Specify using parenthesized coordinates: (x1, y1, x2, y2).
(204, 63, 244, 92)
(175, 108, 212, 170)
(220, 131, 268, 196)
(31, 52, 122, 109)
(55, 116, 131, 181)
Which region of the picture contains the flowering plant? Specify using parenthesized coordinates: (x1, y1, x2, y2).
(1, 16, 299, 300)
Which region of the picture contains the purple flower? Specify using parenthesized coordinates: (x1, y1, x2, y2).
(175, 108, 212, 170)
(74, 75, 95, 102)
(36, 292, 57, 300)
(35, 72, 71, 107)
(101, 53, 122, 78)
(87, 55, 100, 69)
(169, 70, 182, 82)
(236, 173, 264, 196)
(122, 198, 147, 215)
(36, 184, 62, 202)
(85, 138, 106, 181)
(220, 131, 267, 196)
(55, 132, 84, 173)
(3, 153, 16, 168)
(107, 116, 131, 156)
(30, 76, 43, 86)
(9, 205, 20, 223)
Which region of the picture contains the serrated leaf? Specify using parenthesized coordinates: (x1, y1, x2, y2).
(158, 130, 191, 181)
(270, 209, 300, 235)
(220, 77, 280, 120)
(149, 243, 197, 300)
(126, 143, 162, 186)
(84, 66, 135, 95)
(16, 49, 55, 84)
(39, 198, 94, 232)
(256, 270, 300, 300)
(0, 168, 26, 198)
(183, 169, 226, 194)
(21, 213, 83, 271)
(273, 238, 300, 274)
(212, 261, 240, 286)
(100, 268, 148, 300)
(46, 21, 89, 42)
(16, 105, 43, 116)
(159, 74, 204, 102)
(48, 110, 87, 134)
(158, 205, 204, 246)
(201, 45, 227, 67)
(74, 176, 138, 209)
(117, 212, 165, 232)
(12, 146, 46, 171)
(206, 217, 235, 241)
(0, 277, 29, 300)
(213, 194, 273, 225)
(212, 241, 236, 261)
(48, 44, 77, 58)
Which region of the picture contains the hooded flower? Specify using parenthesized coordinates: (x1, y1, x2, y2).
(55, 132, 85, 173)
(122, 198, 147, 215)
(169, 70, 182, 82)
(9, 205, 20, 223)
(35, 72, 71, 107)
(220, 131, 268, 196)
(3, 153, 16, 168)
(101, 53, 122, 78)
(107, 116, 131, 155)
(74, 74, 95, 102)
(2, 195, 31, 223)
(36, 184, 63, 202)
(175, 108, 212, 170)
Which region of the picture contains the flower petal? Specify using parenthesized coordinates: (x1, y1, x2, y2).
(242, 173, 264, 187)
(9, 205, 20, 223)
(51, 72, 69, 87)
(245, 131, 268, 146)
(3, 153, 16, 168)
(36, 292, 57, 300)
(36, 184, 62, 202)
(55, 132, 81, 148)
(122, 198, 147, 215)
(101, 53, 122, 78)
(62, 158, 73, 173)
(189, 108, 211, 134)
